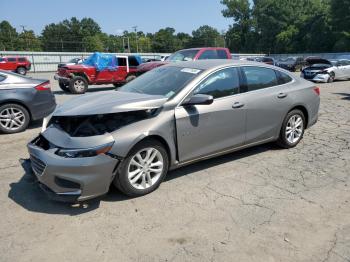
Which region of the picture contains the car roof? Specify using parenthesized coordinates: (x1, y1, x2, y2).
(166, 59, 273, 70)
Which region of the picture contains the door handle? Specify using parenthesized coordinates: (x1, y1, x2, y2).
(277, 93, 288, 99)
(232, 102, 245, 109)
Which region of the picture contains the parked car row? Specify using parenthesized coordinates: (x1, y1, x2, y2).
(0, 48, 347, 135)
(242, 55, 350, 83)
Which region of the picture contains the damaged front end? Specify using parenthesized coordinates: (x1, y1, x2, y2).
(47, 110, 157, 137)
(24, 91, 167, 202)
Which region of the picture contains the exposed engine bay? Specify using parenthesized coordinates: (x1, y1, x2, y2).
(48, 110, 155, 137)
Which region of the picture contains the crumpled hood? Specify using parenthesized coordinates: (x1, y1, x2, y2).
(305, 57, 332, 66)
(53, 91, 167, 116)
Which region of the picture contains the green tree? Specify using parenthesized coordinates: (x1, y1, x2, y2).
(152, 27, 182, 52)
(41, 17, 102, 51)
(191, 25, 224, 47)
(330, 0, 350, 51)
(17, 30, 42, 51)
(0, 21, 18, 51)
(221, 0, 255, 52)
(82, 35, 104, 52)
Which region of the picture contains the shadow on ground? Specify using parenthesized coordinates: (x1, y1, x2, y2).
(8, 143, 277, 216)
(333, 93, 350, 101)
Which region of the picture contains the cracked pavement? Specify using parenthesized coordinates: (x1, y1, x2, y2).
(0, 73, 349, 262)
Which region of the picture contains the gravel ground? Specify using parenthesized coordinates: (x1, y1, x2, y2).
(0, 73, 349, 262)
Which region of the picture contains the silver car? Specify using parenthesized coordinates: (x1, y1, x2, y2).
(301, 57, 350, 83)
(24, 60, 320, 202)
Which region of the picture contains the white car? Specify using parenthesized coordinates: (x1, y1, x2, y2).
(301, 57, 350, 83)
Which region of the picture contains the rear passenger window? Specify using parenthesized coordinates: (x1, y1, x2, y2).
(198, 50, 218, 60)
(7, 58, 16, 62)
(242, 66, 278, 92)
(276, 70, 293, 85)
(128, 56, 140, 66)
(117, 58, 127, 66)
(194, 67, 240, 98)
(217, 50, 228, 59)
(0, 75, 6, 82)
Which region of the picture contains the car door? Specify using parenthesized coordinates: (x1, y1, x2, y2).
(6, 57, 17, 70)
(113, 56, 129, 82)
(175, 67, 246, 162)
(342, 60, 350, 77)
(240, 66, 294, 144)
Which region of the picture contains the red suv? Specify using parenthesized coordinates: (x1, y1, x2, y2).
(55, 53, 142, 94)
(0, 56, 31, 75)
(137, 47, 232, 75)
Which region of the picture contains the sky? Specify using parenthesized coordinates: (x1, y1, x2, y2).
(0, 0, 232, 35)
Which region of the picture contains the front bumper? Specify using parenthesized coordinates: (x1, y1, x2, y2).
(54, 74, 70, 82)
(25, 136, 119, 202)
(301, 72, 329, 83)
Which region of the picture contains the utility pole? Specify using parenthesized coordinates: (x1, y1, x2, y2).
(132, 26, 139, 53)
(20, 25, 29, 50)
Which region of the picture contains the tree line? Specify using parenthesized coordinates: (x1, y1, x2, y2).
(0, 0, 349, 53)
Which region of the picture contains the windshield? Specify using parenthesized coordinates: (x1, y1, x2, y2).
(167, 49, 199, 62)
(69, 58, 79, 63)
(118, 66, 202, 99)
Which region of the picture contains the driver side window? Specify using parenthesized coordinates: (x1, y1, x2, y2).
(193, 67, 240, 99)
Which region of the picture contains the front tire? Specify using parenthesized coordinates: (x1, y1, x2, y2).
(69, 76, 88, 94)
(16, 67, 27, 75)
(114, 139, 169, 197)
(277, 109, 305, 148)
(327, 72, 335, 83)
(0, 104, 30, 134)
(59, 81, 69, 92)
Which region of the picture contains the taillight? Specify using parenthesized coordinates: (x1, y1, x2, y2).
(313, 87, 320, 96)
(35, 81, 51, 91)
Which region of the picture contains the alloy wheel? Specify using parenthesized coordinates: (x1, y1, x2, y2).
(285, 114, 303, 144)
(73, 80, 85, 92)
(0, 107, 26, 131)
(127, 147, 164, 190)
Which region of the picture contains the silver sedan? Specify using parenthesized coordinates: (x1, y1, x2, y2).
(24, 60, 320, 202)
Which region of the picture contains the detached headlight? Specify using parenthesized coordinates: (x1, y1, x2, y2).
(41, 113, 53, 133)
(55, 142, 114, 158)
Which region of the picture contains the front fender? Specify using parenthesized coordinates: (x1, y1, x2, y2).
(109, 110, 177, 166)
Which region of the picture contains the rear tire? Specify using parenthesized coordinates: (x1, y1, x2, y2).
(16, 67, 27, 75)
(114, 139, 169, 197)
(69, 76, 88, 94)
(0, 103, 30, 134)
(277, 109, 305, 149)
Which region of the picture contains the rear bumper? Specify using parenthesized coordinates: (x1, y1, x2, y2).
(30, 97, 56, 121)
(25, 138, 119, 202)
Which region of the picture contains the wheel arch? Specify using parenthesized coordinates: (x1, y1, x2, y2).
(288, 105, 309, 129)
(131, 135, 172, 167)
(0, 100, 32, 120)
(71, 72, 90, 82)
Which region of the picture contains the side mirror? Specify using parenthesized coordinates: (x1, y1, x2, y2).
(182, 94, 214, 106)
